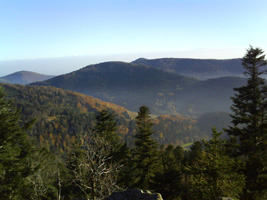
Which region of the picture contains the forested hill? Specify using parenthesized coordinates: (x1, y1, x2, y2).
(1, 83, 134, 152)
(0, 70, 55, 84)
(178, 76, 247, 115)
(32, 61, 247, 116)
(132, 58, 243, 79)
(1, 83, 224, 152)
(32, 61, 197, 114)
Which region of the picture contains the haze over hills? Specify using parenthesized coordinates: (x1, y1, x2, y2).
(132, 58, 243, 80)
(1, 58, 243, 150)
(1, 83, 220, 150)
(178, 76, 247, 115)
(33, 61, 247, 116)
(0, 70, 55, 84)
(32, 62, 198, 114)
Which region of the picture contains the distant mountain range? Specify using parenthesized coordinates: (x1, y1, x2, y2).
(132, 58, 243, 79)
(33, 61, 247, 116)
(1, 58, 249, 151)
(0, 71, 55, 84)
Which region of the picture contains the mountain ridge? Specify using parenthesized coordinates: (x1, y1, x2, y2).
(33, 61, 198, 114)
(132, 57, 243, 79)
(0, 70, 55, 84)
(32, 61, 247, 116)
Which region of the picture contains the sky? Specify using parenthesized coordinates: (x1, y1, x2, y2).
(1, 0, 267, 76)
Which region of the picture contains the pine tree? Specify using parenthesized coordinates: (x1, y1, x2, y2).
(152, 145, 184, 200)
(0, 87, 33, 199)
(94, 109, 118, 143)
(133, 106, 159, 190)
(226, 46, 267, 199)
(187, 128, 245, 200)
(188, 141, 203, 165)
(94, 109, 126, 165)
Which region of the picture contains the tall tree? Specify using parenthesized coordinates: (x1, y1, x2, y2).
(187, 128, 245, 200)
(94, 109, 118, 143)
(226, 46, 267, 199)
(133, 106, 159, 189)
(152, 145, 184, 200)
(65, 109, 123, 200)
(0, 87, 34, 199)
(67, 131, 122, 200)
(94, 109, 124, 161)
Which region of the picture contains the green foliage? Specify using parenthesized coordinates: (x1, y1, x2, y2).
(197, 111, 231, 138)
(2, 83, 236, 152)
(187, 141, 203, 165)
(0, 87, 33, 199)
(226, 46, 267, 199)
(1, 83, 132, 153)
(4, 47, 267, 199)
(152, 145, 184, 200)
(133, 106, 160, 189)
(27, 147, 59, 200)
(153, 114, 203, 146)
(94, 109, 119, 144)
(187, 128, 245, 200)
(63, 109, 123, 200)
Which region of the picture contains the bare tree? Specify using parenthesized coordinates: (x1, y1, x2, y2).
(69, 131, 122, 200)
(26, 148, 58, 200)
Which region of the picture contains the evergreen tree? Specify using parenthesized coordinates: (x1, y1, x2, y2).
(94, 109, 123, 162)
(133, 106, 159, 190)
(27, 148, 58, 200)
(187, 128, 245, 200)
(226, 46, 267, 199)
(94, 109, 118, 143)
(182, 141, 204, 200)
(152, 145, 184, 200)
(0, 87, 33, 199)
(63, 141, 85, 200)
(188, 141, 203, 165)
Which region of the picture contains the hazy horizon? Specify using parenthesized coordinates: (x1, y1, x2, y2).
(1, 0, 267, 76)
(0, 49, 244, 76)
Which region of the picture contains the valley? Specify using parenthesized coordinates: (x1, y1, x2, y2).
(32, 60, 247, 116)
(1, 58, 244, 151)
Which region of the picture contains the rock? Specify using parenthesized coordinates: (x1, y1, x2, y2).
(104, 188, 163, 200)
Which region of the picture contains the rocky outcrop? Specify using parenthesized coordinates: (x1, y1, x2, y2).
(104, 189, 163, 200)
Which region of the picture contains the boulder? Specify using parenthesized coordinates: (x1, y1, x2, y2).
(104, 189, 163, 200)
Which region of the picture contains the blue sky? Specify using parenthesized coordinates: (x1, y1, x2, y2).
(1, 0, 267, 76)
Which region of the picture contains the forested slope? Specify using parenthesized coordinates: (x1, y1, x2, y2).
(32, 61, 247, 116)
(1, 83, 218, 152)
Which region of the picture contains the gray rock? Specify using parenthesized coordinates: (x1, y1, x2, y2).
(104, 189, 163, 200)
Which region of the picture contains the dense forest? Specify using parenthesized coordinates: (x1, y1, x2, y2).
(0, 47, 266, 200)
(1, 83, 225, 152)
